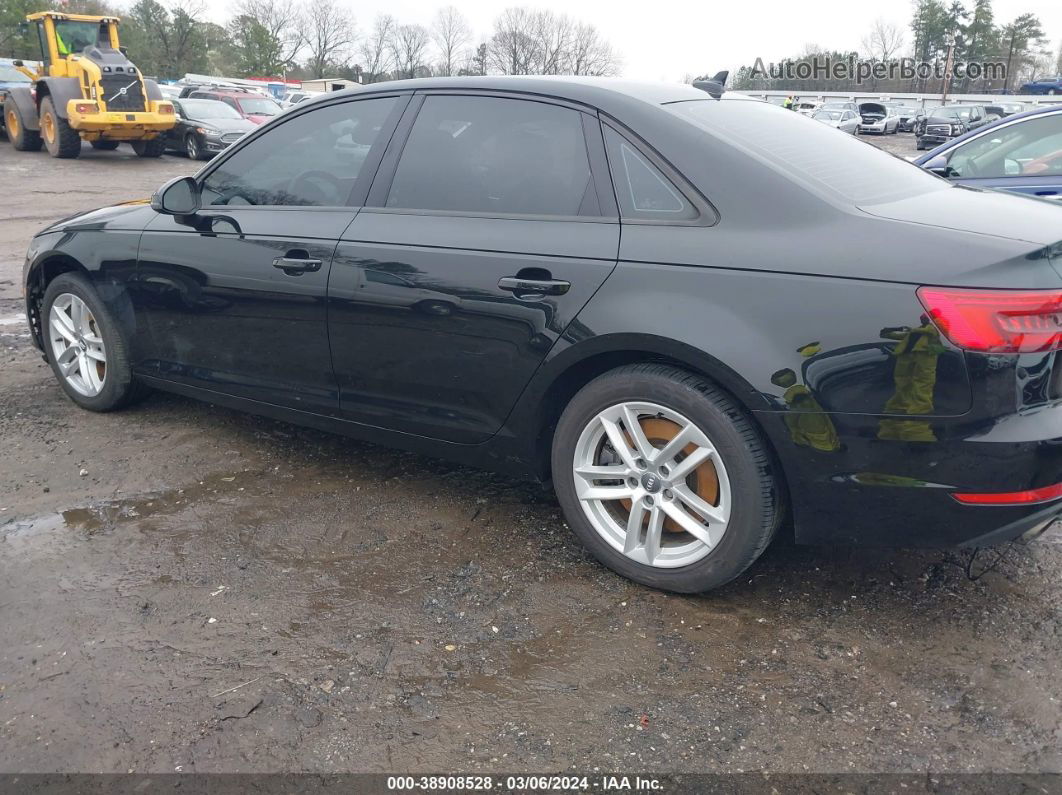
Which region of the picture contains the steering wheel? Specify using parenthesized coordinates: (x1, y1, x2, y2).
(290, 170, 344, 204)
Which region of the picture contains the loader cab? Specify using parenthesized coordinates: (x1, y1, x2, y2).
(27, 12, 119, 76)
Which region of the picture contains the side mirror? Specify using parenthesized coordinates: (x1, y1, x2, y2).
(923, 155, 949, 176)
(152, 176, 200, 216)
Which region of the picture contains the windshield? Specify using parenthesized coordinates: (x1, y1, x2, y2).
(813, 111, 843, 121)
(54, 20, 105, 55)
(0, 65, 31, 83)
(180, 99, 242, 120)
(238, 97, 281, 116)
(669, 99, 947, 205)
(930, 106, 973, 120)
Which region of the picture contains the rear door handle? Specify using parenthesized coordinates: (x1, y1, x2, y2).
(272, 256, 323, 274)
(498, 276, 571, 296)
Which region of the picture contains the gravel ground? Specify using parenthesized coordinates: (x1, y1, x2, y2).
(2, 132, 1062, 776)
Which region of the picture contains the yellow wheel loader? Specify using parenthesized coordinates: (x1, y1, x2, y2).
(1, 12, 175, 158)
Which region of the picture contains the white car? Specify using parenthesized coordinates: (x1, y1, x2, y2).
(795, 100, 822, 116)
(857, 102, 900, 135)
(280, 91, 313, 110)
(811, 108, 860, 134)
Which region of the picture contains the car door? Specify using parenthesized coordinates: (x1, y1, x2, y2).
(132, 93, 408, 414)
(329, 92, 620, 443)
(941, 112, 1062, 200)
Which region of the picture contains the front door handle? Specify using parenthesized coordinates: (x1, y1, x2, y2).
(273, 255, 323, 275)
(498, 276, 571, 296)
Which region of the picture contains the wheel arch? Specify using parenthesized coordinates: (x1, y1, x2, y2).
(36, 77, 81, 119)
(25, 253, 92, 349)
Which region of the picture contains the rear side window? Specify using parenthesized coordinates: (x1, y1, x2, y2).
(201, 96, 397, 207)
(603, 126, 698, 220)
(386, 95, 596, 217)
(669, 99, 947, 205)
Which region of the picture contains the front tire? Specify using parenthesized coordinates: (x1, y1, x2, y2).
(185, 133, 207, 161)
(42, 272, 149, 412)
(40, 97, 81, 158)
(551, 364, 782, 593)
(131, 138, 165, 158)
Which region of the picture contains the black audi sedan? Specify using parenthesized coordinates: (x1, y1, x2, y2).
(21, 77, 1062, 593)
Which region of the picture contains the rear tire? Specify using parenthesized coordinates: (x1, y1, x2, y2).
(40, 97, 81, 158)
(551, 364, 783, 593)
(42, 272, 150, 412)
(131, 138, 166, 158)
(4, 100, 43, 151)
(90, 140, 120, 151)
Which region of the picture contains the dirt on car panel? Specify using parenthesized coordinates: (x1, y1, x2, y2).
(2, 140, 1062, 773)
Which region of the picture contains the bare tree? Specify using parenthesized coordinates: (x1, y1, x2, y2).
(390, 23, 430, 79)
(488, 7, 538, 74)
(861, 18, 905, 62)
(532, 10, 572, 74)
(359, 15, 396, 82)
(431, 6, 471, 77)
(303, 0, 356, 78)
(567, 21, 620, 76)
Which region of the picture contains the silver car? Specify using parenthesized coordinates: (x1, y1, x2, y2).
(812, 108, 859, 134)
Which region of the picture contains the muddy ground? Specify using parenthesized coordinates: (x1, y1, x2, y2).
(2, 134, 1062, 776)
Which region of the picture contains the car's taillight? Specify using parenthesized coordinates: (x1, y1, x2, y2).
(917, 286, 1062, 353)
(952, 481, 1062, 505)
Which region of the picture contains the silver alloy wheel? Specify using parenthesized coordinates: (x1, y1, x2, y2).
(572, 401, 732, 568)
(48, 293, 107, 397)
(186, 134, 199, 159)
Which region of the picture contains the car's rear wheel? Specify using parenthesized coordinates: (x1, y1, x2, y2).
(42, 272, 148, 412)
(552, 364, 782, 593)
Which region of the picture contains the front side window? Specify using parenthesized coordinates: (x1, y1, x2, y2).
(603, 126, 698, 220)
(201, 96, 398, 207)
(947, 114, 1062, 179)
(386, 95, 595, 217)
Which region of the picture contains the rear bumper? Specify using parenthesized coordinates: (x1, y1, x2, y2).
(755, 401, 1062, 548)
(66, 102, 176, 140)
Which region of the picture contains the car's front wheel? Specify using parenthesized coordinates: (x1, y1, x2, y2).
(42, 272, 148, 412)
(552, 364, 782, 593)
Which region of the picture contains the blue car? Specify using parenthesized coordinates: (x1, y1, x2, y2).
(1020, 76, 1062, 95)
(913, 104, 1062, 202)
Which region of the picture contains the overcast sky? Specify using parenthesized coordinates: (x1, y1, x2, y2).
(202, 0, 1061, 82)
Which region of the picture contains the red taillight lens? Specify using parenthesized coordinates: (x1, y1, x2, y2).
(917, 286, 1062, 353)
(74, 102, 97, 114)
(952, 481, 1062, 505)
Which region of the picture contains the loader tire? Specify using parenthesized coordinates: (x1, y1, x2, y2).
(40, 97, 81, 158)
(4, 100, 43, 151)
(131, 138, 166, 158)
(90, 140, 120, 151)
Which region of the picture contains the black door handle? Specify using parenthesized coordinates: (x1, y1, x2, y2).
(273, 255, 323, 274)
(498, 276, 571, 296)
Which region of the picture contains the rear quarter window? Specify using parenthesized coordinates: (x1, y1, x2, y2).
(668, 99, 948, 206)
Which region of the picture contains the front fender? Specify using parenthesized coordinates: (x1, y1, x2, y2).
(38, 77, 82, 118)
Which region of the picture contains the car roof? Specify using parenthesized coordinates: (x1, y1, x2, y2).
(914, 104, 1062, 164)
(320, 75, 738, 111)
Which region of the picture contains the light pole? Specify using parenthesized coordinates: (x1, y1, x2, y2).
(940, 33, 955, 104)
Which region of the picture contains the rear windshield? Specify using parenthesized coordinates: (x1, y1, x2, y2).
(667, 99, 947, 205)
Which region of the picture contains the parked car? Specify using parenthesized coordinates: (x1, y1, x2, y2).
(280, 90, 313, 110)
(857, 102, 899, 135)
(886, 104, 919, 131)
(811, 108, 859, 134)
(985, 102, 1027, 118)
(21, 77, 1062, 593)
(0, 61, 31, 113)
(819, 100, 858, 113)
(795, 100, 822, 116)
(186, 89, 282, 124)
(163, 98, 255, 160)
(1020, 76, 1062, 96)
(914, 105, 1062, 201)
(915, 104, 994, 149)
